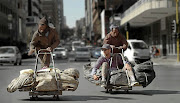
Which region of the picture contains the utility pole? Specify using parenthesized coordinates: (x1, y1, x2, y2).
(176, 0, 179, 62)
(126, 30, 129, 40)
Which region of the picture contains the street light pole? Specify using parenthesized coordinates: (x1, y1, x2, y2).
(176, 0, 179, 62)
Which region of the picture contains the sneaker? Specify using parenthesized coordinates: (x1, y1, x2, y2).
(101, 81, 106, 88)
(130, 81, 139, 86)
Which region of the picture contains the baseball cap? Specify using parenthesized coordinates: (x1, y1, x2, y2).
(101, 44, 111, 50)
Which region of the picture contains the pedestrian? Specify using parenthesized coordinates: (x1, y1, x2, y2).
(28, 17, 60, 68)
(153, 46, 159, 58)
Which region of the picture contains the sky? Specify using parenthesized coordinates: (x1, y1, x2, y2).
(63, 0, 85, 28)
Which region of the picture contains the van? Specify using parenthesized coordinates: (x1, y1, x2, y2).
(124, 40, 151, 64)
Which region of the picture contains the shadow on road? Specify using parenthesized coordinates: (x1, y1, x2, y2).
(20, 95, 134, 101)
(102, 90, 180, 96)
(20, 90, 180, 101)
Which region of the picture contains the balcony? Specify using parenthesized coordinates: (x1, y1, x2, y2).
(121, 0, 176, 27)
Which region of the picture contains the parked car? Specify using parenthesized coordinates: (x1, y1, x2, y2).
(0, 46, 22, 65)
(86, 45, 94, 57)
(53, 47, 68, 59)
(74, 47, 91, 61)
(91, 47, 101, 58)
(124, 40, 151, 64)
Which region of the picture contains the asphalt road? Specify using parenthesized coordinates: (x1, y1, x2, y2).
(0, 58, 180, 103)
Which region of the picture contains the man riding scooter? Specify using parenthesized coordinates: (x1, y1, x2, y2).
(91, 44, 138, 87)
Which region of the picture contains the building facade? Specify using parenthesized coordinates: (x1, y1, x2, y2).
(85, 0, 93, 41)
(26, 0, 42, 48)
(0, 0, 27, 51)
(41, 0, 64, 39)
(86, 0, 178, 56)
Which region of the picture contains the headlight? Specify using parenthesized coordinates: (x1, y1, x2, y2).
(61, 51, 66, 56)
(95, 52, 98, 55)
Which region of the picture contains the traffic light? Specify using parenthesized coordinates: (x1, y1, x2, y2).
(125, 22, 130, 31)
(171, 20, 176, 34)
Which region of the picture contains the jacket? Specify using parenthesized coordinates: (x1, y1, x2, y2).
(30, 27, 60, 51)
(103, 32, 128, 53)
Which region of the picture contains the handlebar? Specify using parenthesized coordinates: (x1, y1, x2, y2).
(37, 49, 52, 54)
(111, 47, 126, 66)
(111, 47, 124, 54)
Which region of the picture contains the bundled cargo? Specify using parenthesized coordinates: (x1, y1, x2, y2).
(84, 60, 156, 88)
(83, 62, 102, 85)
(7, 49, 80, 100)
(7, 68, 80, 93)
(133, 61, 155, 87)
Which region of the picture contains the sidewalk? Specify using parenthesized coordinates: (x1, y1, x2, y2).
(151, 55, 180, 66)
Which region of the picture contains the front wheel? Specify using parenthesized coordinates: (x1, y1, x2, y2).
(105, 89, 112, 93)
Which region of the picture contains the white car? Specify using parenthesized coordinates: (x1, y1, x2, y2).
(72, 41, 85, 51)
(53, 47, 68, 59)
(124, 40, 151, 64)
(0, 46, 22, 65)
(74, 47, 91, 61)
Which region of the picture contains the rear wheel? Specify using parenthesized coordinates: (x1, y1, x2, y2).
(30, 95, 38, 101)
(53, 95, 59, 100)
(105, 89, 113, 93)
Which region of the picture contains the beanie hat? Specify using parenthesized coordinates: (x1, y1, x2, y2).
(39, 17, 48, 25)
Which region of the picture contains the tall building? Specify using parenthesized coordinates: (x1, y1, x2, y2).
(119, 0, 177, 56)
(89, 0, 178, 56)
(75, 17, 86, 38)
(26, 0, 42, 48)
(41, 0, 64, 39)
(57, 0, 64, 38)
(17, 0, 28, 45)
(85, 0, 93, 41)
(92, 0, 104, 43)
(0, 0, 27, 50)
